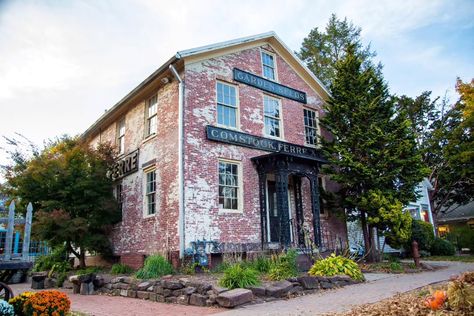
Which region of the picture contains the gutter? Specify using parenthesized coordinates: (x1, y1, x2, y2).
(169, 63, 185, 259)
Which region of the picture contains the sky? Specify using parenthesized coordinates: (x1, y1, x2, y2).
(0, 0, 473, 170)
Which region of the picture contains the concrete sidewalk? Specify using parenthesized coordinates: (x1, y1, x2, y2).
(216, 261, 474, 316)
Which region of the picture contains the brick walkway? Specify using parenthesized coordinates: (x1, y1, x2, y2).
(9, 283, 220, 316)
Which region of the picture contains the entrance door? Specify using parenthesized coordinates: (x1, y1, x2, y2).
(266, 181, 280, 242)
(266, 180, 293, 243)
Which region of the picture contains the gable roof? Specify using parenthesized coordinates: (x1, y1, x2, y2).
(82, 31, 329, 141)
(438, 201, 474, 223)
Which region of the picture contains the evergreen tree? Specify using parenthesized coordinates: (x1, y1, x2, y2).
(298, 13, 377, 88)
(321, 45, 428, 261)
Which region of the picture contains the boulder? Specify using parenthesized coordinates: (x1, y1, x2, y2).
(127, 290, 137, 298)
(248, 285, 266, 296)
(177, 295, 189, 305)
(320, 281, 335, 290)
(197, 283, 213, 295)
(266, 280, 293, 297)
(216, 288, 253, 308)
(162, 280, 184, 290)
(212, 285, 229, 294)
(156, 294, 166, 303)
(165, 296, 177, 304)
(137, 281, 152, 291)
(298, 276, 319, 289)
(137, 291, 150, 300)
(189, 293, 207, 306)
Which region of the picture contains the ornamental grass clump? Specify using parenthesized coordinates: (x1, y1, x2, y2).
(447, 271, 474, 313)
(135, 254, 174, 279)
(22, 290, 71, 316)
(0, 300, 14, 316)
(219, 264, 260, 289)
(309, 253, 364, 281)
(268, 249, 299, 281)
(111, 263, 134, 275)
(9, 291, 34, 316)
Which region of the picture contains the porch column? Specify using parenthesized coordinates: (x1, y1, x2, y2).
(309, 175, 322, 247)
(257, 169, 267, 248)
(293, 176, 305, 246)
(276, 169, 290, 247)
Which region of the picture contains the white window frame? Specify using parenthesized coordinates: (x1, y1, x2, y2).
(216, 81, 240, 130)
(303, 108, 320, 147)
(144, 168, 157, 217)
(146, 95, 158, 137)
(117, 118, 126, 155)
(261, 49, 277, 81)
(218, 159, 243, 214)
(263, 94, 284, 139)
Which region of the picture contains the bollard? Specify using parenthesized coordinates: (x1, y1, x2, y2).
(412, 240, 421, 268)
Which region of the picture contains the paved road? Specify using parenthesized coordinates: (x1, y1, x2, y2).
(216, 261, 474, 316)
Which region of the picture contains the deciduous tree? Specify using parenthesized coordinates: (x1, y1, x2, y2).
(1, 136, 121, 267)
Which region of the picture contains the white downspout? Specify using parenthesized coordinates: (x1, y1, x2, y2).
(169, 64, 185, 259)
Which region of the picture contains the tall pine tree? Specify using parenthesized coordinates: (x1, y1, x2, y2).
(321, 45, 428, 261)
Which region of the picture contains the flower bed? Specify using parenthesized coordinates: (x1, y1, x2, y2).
(98, 274, 363, 308)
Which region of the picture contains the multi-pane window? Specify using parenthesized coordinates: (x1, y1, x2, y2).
(264, 95, 281, 138)
(146, 95, 158, 137)
(116, 183, 123, 212)
(304, 108, 319, 146)
(216, 82, 237, 128)
(261, 51, 275, 80)
(117, 119, 125, 155)
(145, 170, 156, 216)
(218, 161, 239, 210)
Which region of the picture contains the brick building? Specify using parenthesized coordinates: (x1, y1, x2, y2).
(83, 32, 347, 268)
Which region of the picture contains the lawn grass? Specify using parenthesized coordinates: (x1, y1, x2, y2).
(423, 255, 474, 263)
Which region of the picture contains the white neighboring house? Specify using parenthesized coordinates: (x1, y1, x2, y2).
(347, 178, 436, 253)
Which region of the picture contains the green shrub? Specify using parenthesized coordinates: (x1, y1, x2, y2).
(430, 237, 456, 256)
(447, 226, 474, 252)
(212, 262, 231, 273)
(268, 249, 299, 281)
(389, 261, 402, 272)
(244, 256, 272, 274)
(111, 263, 134, 275)
(135, 255, 174, 279)
(76, 266, 102, 276)
(33, 245, 68, 272)
(219, 264, 260, 289)
(309, 253, 364, 281)
(405, 220, 434, 253)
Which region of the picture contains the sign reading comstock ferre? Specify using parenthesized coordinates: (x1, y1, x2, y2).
(110, 149, 139, 181)
(206, 125, 325, 161)
(233, 68, 307, 104)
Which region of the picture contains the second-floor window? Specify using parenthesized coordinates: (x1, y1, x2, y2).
(216, 82, 238, 128)
(117, 118, 125, 155)
(304, 108, 319, 146)
(145, 169, 156, 216)
(146, 95, 158, 137)
(261, 51, 275, 80)
(264, 95, 281, 138)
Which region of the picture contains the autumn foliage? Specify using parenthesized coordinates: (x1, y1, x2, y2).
(425, 290, 447, 310)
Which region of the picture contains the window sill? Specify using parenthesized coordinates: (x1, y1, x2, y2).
(143, 213, 157, 219)
(216, 124, 240, 132)
(265, 134, 285, 141)
(218, 209, 243, 215)
(142, 134, 157, 145)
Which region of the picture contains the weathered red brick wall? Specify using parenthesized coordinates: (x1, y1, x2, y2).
(182, 43, 347, 250)
(88, 80, 180, 259)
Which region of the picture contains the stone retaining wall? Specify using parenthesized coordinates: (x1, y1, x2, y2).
(98, 275, 362, 308)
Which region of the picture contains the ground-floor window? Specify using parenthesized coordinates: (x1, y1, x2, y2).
(115, 183, 123, 212)
(218, 160, 241, 211)
(145, 169, 156, 216)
